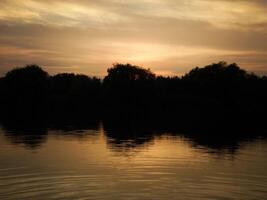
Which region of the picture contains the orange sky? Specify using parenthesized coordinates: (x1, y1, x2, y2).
(0, 0, 267, 76)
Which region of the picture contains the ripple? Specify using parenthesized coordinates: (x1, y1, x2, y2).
(1, 132, 267, 200)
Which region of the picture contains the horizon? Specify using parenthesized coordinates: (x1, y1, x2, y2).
(0, 0, 267, 76)
(1, 61, 264, 78)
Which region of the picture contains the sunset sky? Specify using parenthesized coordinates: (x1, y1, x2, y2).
(0, 0, 267, 76)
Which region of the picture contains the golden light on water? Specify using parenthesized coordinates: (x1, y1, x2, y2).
(1, 124, 267, 199)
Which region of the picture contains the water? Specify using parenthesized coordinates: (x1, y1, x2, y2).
(0, 122, 267, 200)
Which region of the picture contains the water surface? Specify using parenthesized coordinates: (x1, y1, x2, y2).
(0, 123, 267, 200)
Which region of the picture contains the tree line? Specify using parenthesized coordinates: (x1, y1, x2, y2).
(0, 61, 266, 128)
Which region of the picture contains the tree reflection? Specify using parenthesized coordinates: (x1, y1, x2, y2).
(0, 116, 266, 156)
(103, 118, 157, 154)
(1, 120, 48, 149)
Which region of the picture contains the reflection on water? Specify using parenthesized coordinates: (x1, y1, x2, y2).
(1, 120, 267, 200)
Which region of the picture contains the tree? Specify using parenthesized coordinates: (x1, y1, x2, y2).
(3, 65, 49, 115)
(102, 63, 156, 114)
(182, 61, 248, 82)
(49, 73, 101, 114)
(104, 63, 155, 83)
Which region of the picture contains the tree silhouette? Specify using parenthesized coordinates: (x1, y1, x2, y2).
(104, 63, 155, 83)
(1, 61, 267, 153)
(103, 63, 156, 115)
(182, 61, 248, 82)
(2, 65, 49, 116)
(49, 73, 101, 115)
(0, 61, 266, 130)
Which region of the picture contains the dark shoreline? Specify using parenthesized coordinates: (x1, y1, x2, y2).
(0, 61, 266, 136)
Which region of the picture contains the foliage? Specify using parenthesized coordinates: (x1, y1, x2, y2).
(0, 61, 266, 122)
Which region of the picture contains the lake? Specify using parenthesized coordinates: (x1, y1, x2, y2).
(0, 121, 267, 200)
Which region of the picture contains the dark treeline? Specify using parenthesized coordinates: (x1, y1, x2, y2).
(0, 61, 267, 131)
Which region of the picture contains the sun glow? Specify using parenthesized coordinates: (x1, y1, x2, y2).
(0, 0, 266, 75)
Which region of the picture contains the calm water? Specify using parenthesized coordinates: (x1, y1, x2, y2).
(0, 122, 267, 200)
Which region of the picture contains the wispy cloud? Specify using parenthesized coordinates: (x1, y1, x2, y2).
(0, 0, 266, 76)
(1, 0, 266, 30)
(0, 0, 123, 27)
(142, 0, 267, 30)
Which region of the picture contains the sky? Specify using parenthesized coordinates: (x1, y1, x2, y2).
(0, 0, 267, 77)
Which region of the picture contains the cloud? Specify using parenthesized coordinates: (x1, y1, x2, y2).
(0, 0, 123, 27)
(1, 0, 267, 30)
(0, 0, 266, 76)
(148, 0, 267, 30)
